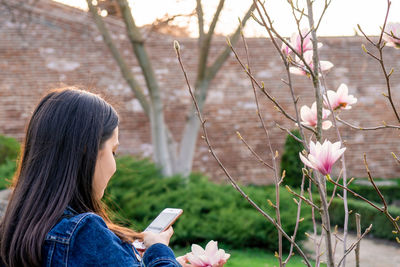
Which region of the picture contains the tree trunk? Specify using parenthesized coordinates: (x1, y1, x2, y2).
(176, 79, 209, 176)
(149, 108, 174, 176)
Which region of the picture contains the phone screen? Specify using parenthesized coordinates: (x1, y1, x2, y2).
(145, 211, 181, 233)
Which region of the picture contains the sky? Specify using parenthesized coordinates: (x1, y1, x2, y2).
(53, 0, 400, 37)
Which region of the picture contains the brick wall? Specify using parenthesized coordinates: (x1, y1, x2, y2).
(1, 0, 400, 184)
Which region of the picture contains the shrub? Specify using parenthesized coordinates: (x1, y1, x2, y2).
(326, 178, 400, 206)
(0, 135, 20, 165)
(104, 156, 313, 251)
(280, 130, 304, 188)
(0, 135, 20, 189)
(0, 159, 17, 189)
(312, 192, 400, 240)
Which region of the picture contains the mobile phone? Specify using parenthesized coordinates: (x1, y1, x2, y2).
(144, 208, 183, 233)
(133, 208, 183, 251)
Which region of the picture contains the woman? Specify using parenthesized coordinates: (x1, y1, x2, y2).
(0, 88, 181, 266)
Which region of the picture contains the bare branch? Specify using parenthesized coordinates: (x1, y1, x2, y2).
(86, 0, 150, 116)
(254, 0, 315, 79)
(116, 0, 163, 102)
(286, 185, 321, 211)
(391, 152, 400, 164)
(355, 213, 361, 267)
(206, 3, 256, 82)
(327, 172, 342, 207)
(315, 0, 331, 31)
(196, 0, 225, 81)
(238, 21, 284, 264)
(252, 0, 309, 150)
(196, 0, 205, 44)
(363, 154, 388, 209)
(336, 116, 400, 130)
(283, 175, 306, 266)
(327, 169, 400, 236)
(275, 123, 304, 143)
(236, 132, 273, 170)
(358, 0, 400, 123)
(143, 11, 196, 40)
(226, 38, 317, 135)
(337, 225, 373, 267)
(326, 175, 382, 211)
(207, 0, 225, 38)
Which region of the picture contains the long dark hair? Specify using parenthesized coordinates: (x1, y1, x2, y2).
(0, 88, 141, 267)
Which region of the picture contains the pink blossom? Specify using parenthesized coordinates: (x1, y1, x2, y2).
(281, 29, 323, 56)
(383, 22, 400, 49)
(299, 140, 346, 176)
(300, 102, 332, 130)
(185, 240, 230, 267)
(324, 83, 357, 110)
(289, 51, 333, 76)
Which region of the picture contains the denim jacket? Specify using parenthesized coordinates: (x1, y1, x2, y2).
(42, 207, 182, 267)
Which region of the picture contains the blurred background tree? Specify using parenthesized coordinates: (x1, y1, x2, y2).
(86, 0, 255, 177)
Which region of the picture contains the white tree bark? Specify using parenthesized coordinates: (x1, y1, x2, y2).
(176, 79, 209, 176)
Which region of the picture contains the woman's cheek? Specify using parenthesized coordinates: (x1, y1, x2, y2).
(108, 153, 117, 179)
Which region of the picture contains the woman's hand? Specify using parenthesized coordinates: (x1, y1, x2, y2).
(176, 255, 228, 267)
(142, 226, 174, 248)
(176, 255, 191, 267)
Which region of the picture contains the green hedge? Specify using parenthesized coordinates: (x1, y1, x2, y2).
(329, 197, 400, 240)
(0, 135, 20, 189)
(310, 192, 400, 241)
(0, 135, 20, 165)
(326, 179, 400, 206)
(104, 156, 313, 251)
(280, 130, 304, 188)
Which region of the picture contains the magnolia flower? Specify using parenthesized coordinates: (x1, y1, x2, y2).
(300, 102, 332, 130)
(299, 140, 346, 176)
(324, 83, 357, 110)
(185, 240, 230, 267)
(383, 22, 400, 49)
(281, 29, 323, 56)
(289, 51, 334, 76)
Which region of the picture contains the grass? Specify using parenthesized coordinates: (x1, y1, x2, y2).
(173, 247, 324, 267)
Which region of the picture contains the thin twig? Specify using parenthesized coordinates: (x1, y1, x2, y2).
(308, 181, 320, 266)
(286, 185, 321, 211)
(327, 172, 342, 207)
(226, 38, 316, 135)
(238, 22, 283, 265)
(326, 176, 382, 211)
(326, 171, 400, 235)
(357, 0, 400, 123)
(275, 123, 303, 143)
(236, 132, 273, 170)
(355, 213, 361, 267)
(391, 152, 400, 164)
(283, 174, 306, 266)
(336, 116, 400, 130)
(315, 0, 332, 31)
(250, 0, 311, 152)
(255, 0, 315, 79)
(363, 154, 388, 209)
(226, 39, 289, 118)
(336, 225, 373, 267)
(332, 225, 341, 259)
